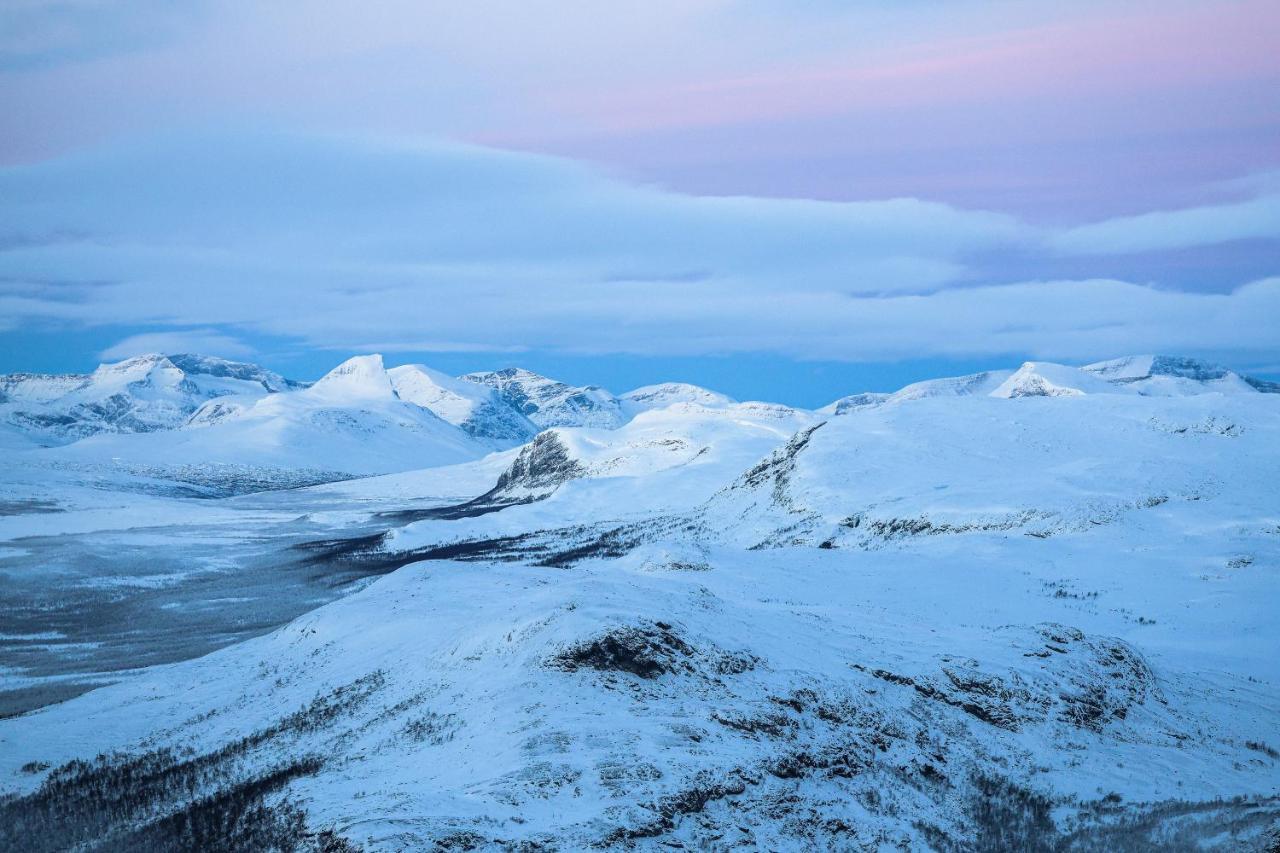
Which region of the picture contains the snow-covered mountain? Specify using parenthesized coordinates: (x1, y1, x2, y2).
(387, 364, 536, 446)
(989, 360, 1116, 398)
(382, 397, 815, 531)
(0, 353, 300, 445)
(1083, 354, 1280, 395)
(2, 356, 1277, 850)
(622, 382, 735, 411)
(462, 367, 630, 429)
(48, 355, 485, 478)
(823, 356, 1280, 415)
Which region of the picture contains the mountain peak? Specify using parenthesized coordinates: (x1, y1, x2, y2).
(990, 362, 1112, 398)
(462, 367, 627, 429)
(622, 382, 735, 410)
(388, 364, 536, 445)
(91, 352, 177, 378)
(309, 354, 396, 400)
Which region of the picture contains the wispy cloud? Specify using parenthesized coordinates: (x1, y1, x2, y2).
(1052, 195, 1280, 255)
(99, 328, 253, 361)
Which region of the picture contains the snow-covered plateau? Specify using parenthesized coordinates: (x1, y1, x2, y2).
(0, 354, 1277, 851)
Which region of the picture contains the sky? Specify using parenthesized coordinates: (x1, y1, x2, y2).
(1, 0, 1278, 406)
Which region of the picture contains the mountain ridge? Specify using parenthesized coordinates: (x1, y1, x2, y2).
(3, 352, 1276, 463)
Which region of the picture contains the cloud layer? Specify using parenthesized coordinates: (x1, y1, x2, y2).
(5, 0, 1276, 222)
(1, 129, 1277, 365)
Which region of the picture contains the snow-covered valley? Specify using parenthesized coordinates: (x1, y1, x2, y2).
(0, 353, 1277, 850)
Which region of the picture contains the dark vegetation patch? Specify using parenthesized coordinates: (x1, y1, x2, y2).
(402, 711, 460, 745)
(605, 770, 751, 843)
(548, 621, 697, 679)
(572, 668, 1269, 850)
(842, 509, 1049, 541)
(0, 673, 382, 852)
(379, 517, 684, 570)
(294, 532, 390, 564)
(533, 523, 648, 567)
(296, 525, 557, 575)
(1246, 740, 1280, 761)
(1042, 580, 1100, 601)
(411, 532, 547, 563)
(375, 495, 540, 523)
(290, 531, 431, 588)
(548, 620, 758, 682)
(922, 777, 1280, 852)
(855, 625, 1161, 735)
(859, 666, 1026, 731)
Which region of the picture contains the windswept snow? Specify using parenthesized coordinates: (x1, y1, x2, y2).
(1, 354, 1278, 850)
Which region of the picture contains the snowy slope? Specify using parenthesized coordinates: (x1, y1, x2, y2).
(821, 369, 1012, 414)
(1, 357, 1279, 850)
(708, 391, 1275, 551)
(380, 398, 815, 544)
(0, 353, 299, 445)
(462, 367, 630, 429)
(387, 364, 536, 446)
(45, 355, 486, 478)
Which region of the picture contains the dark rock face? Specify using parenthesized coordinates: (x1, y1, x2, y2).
(455, 402, 536, 443)
(167, 353, 303, 391)
(492, 431, 585, 493)
(1146, 356, 1231, 382)
(730, 422, 825, 511)
(1244, 376, 1280, 394)
(381, 431, 586, 521)
(829, 393, 888, 415)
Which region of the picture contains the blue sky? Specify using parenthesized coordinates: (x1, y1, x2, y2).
(1, 1, 1278, 405)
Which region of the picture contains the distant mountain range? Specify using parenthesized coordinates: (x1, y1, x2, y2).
(1, 351, 1275, 481)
